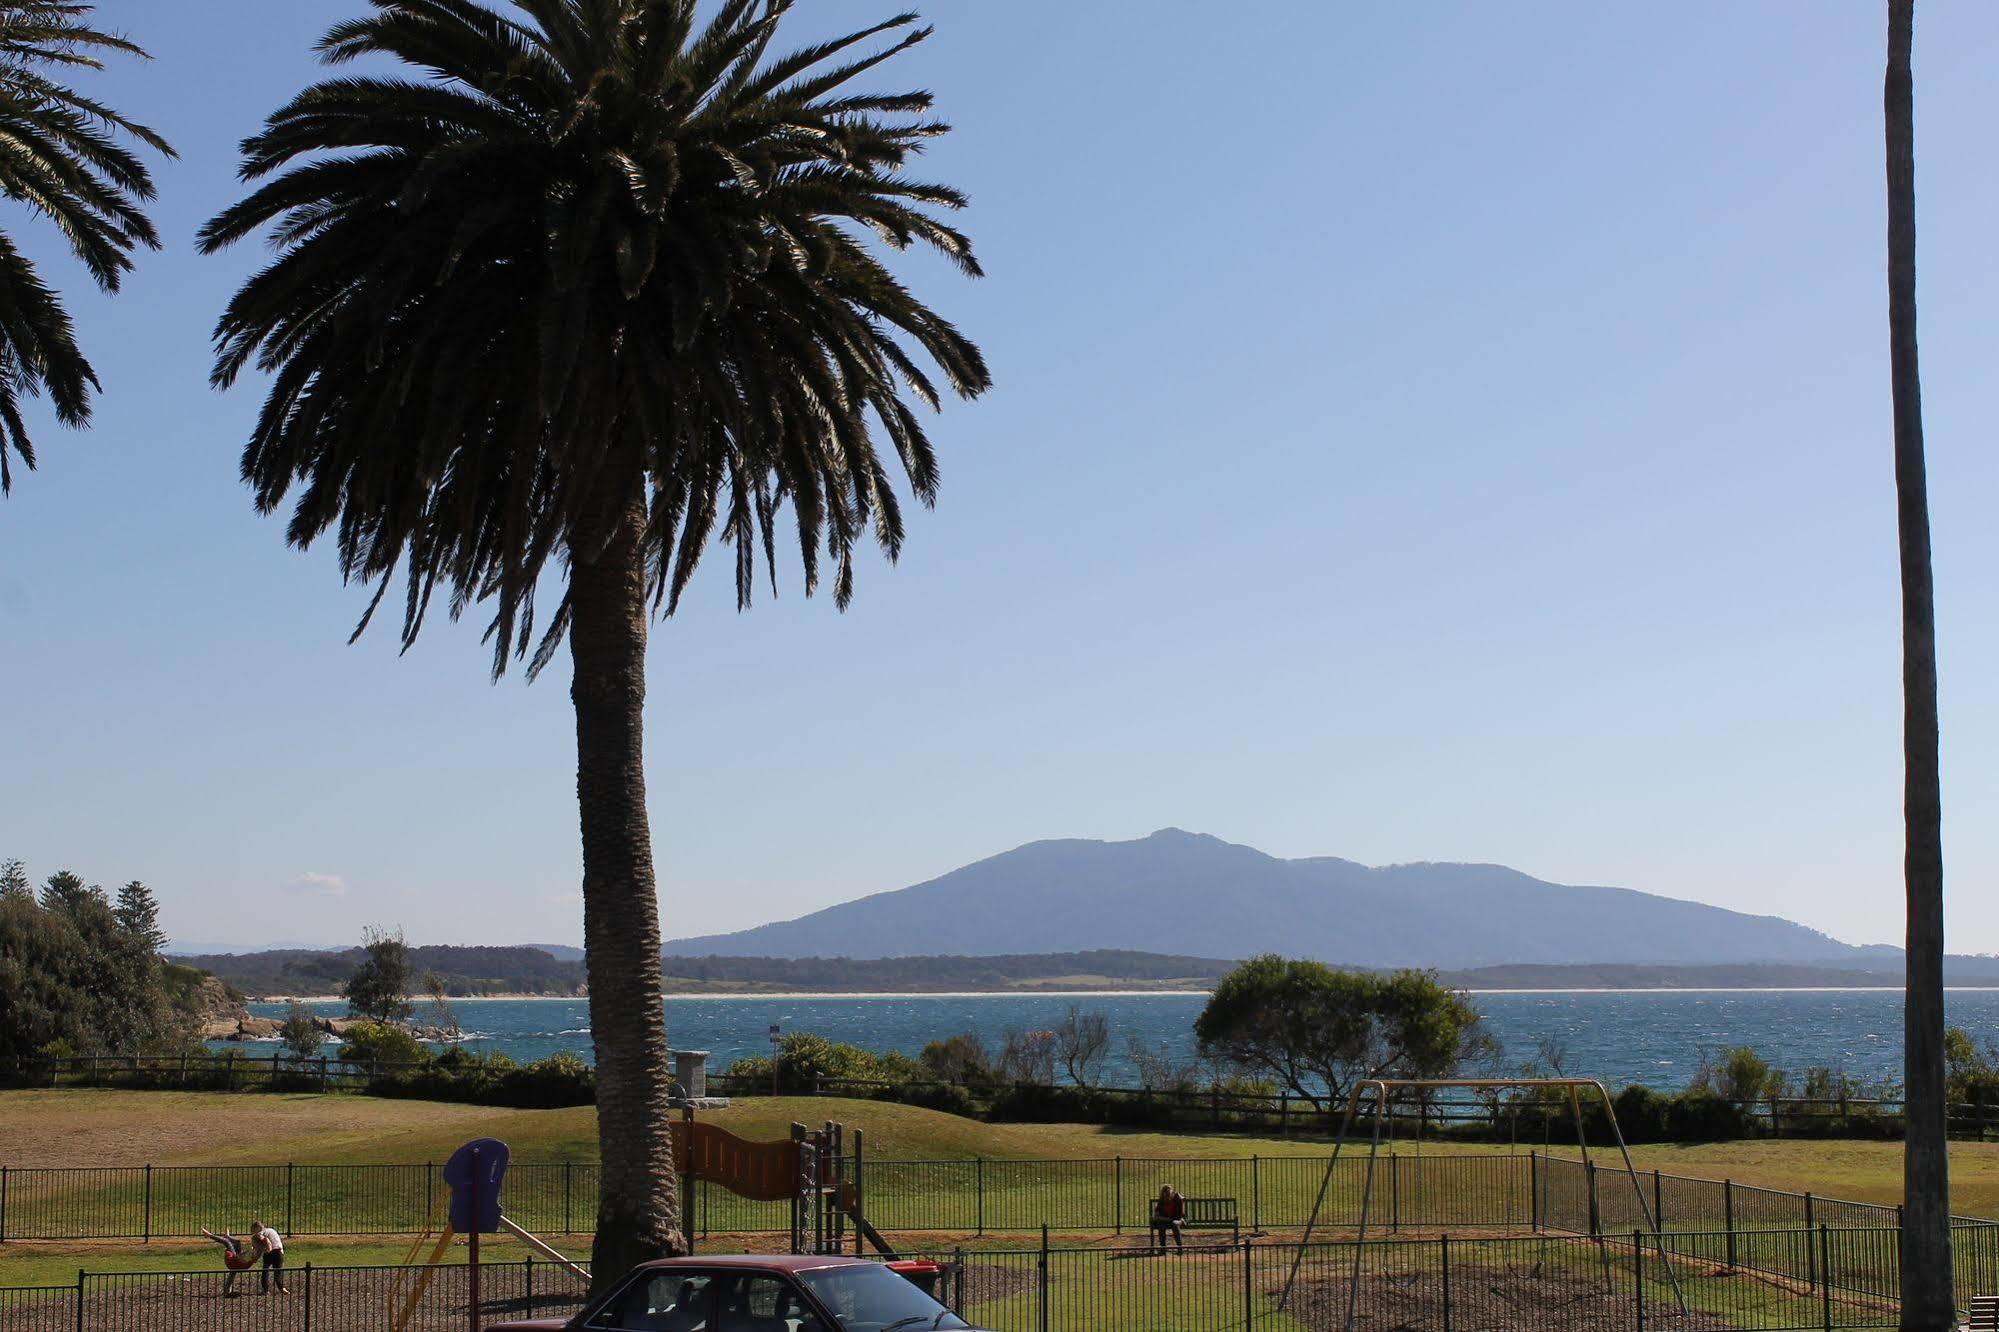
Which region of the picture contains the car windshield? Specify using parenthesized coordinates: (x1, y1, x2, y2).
(796, 1264, 970, 1332)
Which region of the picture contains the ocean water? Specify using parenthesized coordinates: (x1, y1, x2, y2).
(241, 988, 1999, 1091)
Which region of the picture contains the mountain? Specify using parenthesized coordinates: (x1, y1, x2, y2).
(659, 950, 1234, 993)
(663, 829, 1863, 969)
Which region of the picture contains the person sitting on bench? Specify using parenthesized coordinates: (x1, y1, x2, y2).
(1150, 1185, 1186, 1252)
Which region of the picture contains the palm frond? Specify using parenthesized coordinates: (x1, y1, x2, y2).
(0, 0, 167, 496)
(206, 0, 989, 675)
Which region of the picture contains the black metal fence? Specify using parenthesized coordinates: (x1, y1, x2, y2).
(921, 1231, 1920, 1330)
(0, 1259, 588, 1331)
(0, 1233, 1946, 1332)
(949, 1229, 1988, 1330)
(0, 1152, 1973, 1246)
(21, 1054, 1999, 1142)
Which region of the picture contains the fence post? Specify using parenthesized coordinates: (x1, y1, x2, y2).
(1, 1163, 8, 1243)
(1652, 1169, 1663, 1229)
(427, 1163, 436, 1223)
(976, 1159, 985, 1237)
(525, 1253, 534, 1314)
(1114, 1157, 1122, 1235)
(304, 1262, 313, 1331)
(1819, 1226, 1832, 1331)
(1440, 1233, 1452, 1332)
(1724, 1179, 1738, 1270)
(1529, 1152, 1539, 1232)
(1038, 1224, 1049, 1332)
(1633, 1231, 1645, 1332)
(74, 1269, 84, 1332)
(1390, 1154, 1400, 1233)
(852, 1130, 865, 1257)
(1586, 1160, 1600, 1237)
(286, 1162, 296, 1236)
(1243, 1237, 1253, 1331)
(1251, 1156, 1261, 1233)
(143, 1163, 152, 1242)
(564, 1161, 573, 1235)
(1803, 1192, 1816, 1293)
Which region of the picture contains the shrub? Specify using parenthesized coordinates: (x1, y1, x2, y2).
(1612, 1085, 1670, 1143)
(336, 1021, 431, 1073)
(920, 1033, 994, 1087)
(494, 1052, 594, 1108)
(1665, 1087, 1749, 1141)
(280, 1001, 324, 1062)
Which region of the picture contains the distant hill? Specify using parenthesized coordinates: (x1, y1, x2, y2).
(181, 945, 585, 998)
(662, 828, 1867, 969)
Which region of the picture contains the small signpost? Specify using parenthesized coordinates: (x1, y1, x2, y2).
(443, 1139, 510, 1332)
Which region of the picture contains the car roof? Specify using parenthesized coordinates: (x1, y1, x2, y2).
(631, 1253, 875, 1275)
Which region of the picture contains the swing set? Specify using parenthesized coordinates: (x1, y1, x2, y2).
(1275, 1078, 1688, 1327)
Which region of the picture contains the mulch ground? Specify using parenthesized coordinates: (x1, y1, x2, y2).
(1280, 1262, 1741, 1331)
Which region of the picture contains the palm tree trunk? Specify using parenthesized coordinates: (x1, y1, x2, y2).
(569, 497, 683, 1290)
(1885, 4, 1951, 1328)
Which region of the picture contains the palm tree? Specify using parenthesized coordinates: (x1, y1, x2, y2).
(200, 0, 988, 1284)
(1884, 3, 1950, 1328)
(0, 0, 171, 496)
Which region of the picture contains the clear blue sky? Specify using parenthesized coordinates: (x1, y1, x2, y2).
(1, 2, 1994, 954)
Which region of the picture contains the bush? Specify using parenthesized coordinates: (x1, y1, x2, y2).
(336, 1021, 432, 1075)
(1612, 1085, 1670, 1143)
(494, 1052, 594, 1108)
(1664, 1087, 1749, 1141)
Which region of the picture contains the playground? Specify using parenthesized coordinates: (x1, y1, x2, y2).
(0, 1083, 1991, 1329)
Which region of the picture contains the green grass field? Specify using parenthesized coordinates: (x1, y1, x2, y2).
(6, 1088, 1999, 1298)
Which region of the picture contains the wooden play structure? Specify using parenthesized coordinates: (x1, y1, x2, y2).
(1276, 1078, 1688, 1329)
(385, 1116, 897, 1330)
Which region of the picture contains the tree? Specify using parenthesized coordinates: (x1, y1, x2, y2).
(0, 1, 172, 496)
(421, 971, 461, 1040)
(1884, 4, 1951, 1327)
(920, 1033, 993, 1087)
(995, 1027, 1057, 1085)
(0, 886, 188, 1057)
(200, 0, 988, 1284)
(114, 880, 167, 953)
(38, 869, 97, 914)
(1194, 956, 1488, 1109)
(1053, 1007, 1111, 1087)
(342, 926, 413, 1025)
(0, 860, 29, 903)
(279, 1000, 323, 1063)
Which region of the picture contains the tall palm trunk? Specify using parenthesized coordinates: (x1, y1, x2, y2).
(570, 498, 683, 1290)
(1885, 3, 1950, 1328)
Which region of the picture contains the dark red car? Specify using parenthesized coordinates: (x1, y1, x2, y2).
(487, 1253, 983, 1332)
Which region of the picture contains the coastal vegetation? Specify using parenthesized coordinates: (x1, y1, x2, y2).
(1193, 956, 1489, 1108)
(0, 862, 214, 1060)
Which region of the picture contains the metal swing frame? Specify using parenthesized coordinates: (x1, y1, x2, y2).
(1275, 1078, 1687, 1326)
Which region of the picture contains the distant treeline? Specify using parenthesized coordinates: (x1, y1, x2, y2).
(185, 946, 1237, 997)
(180, 945, 586, 998)
(658, 950, 1234, 991)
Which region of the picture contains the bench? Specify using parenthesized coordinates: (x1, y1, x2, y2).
(1158, 1197, 1238, 1242)
(1968, 1295, 1998, 1331)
